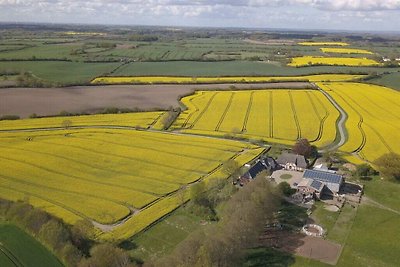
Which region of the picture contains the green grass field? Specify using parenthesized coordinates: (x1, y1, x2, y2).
(0, 61, 119, 84)
(310, 178, 400, 267)
(244, 247, 330, 267)
(113, 61, 395, 77)
(368, 71, 400, 91)
(337, 205, 400, 267)
(0, 60, 397, 86)
(0, 224, 62, 267)
(129, 207, 204, 262)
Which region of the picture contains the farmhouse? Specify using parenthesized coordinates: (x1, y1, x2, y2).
(276, 153, 308, 171)
(301, 169, 344, 196)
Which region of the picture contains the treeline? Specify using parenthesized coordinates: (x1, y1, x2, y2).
(16, 72, 55, 87)
(0, 70, 19, 76)
(0, 58, 72, 62)
(0, 199, 136, 267)
(0, 106, 170, 121)
(147, 176, 280, 267)
(129, 34, 159, 42)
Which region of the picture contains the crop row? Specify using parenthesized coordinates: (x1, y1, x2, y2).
(99, 146, 266, 241)
(0, 128, 261, 237)
(317, 82, 400, 162)
(174, 89, 339, 147)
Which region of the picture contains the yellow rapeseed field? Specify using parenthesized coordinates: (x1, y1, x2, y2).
(174, 89, 339, 148)
(298, 42, 349, 46)
(90, 74, 366, 85)
(0, 127, 263, 239)
(289, 56, 380, 67)
(320, 48, 373, 54)
(0, 112, 164, 130)
(101, 145, 265, 240)
(317, 82, 400, 162)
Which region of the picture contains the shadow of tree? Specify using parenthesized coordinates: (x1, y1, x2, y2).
(244, 247, 296, 267)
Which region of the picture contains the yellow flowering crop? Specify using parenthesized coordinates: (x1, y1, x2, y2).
(298, 42, 349, 46)
(90, 74, 366, 85)
(289, 56, 380, 67)
(320, 48, 373, 55)
(0, 127, 262, 239)
(174, 89, 339, 147)
(317, 82, 400, 162)
(0, 112, 164, 130)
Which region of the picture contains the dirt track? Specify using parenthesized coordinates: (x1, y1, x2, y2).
(0, 82, 310, 118)
(261, 229, 341, 265)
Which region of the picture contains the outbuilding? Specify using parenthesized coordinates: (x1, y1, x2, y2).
(302, 169, 344, 195)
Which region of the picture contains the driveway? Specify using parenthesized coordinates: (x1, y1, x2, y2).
(271, 169, 304, 188)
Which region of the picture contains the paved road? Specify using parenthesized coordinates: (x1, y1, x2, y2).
(314, 83, 348, 152)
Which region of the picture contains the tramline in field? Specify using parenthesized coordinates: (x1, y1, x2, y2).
(173, 89, 339, 147)
(317, 82, 400, 162)
(0, 126, 264, 240)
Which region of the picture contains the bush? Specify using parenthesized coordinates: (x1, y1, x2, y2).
(374, 153, 400, 181)
(292, 138, 317, 158)
(353, 163, 378, 178)
(0, 114, 20, 121)
(278, 182, 296, 196)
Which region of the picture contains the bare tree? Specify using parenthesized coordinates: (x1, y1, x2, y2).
(62, 119, 72, 129)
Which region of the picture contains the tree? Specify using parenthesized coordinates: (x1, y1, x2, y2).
(190, 182, 206, 204)
(71, 220, 95, 254)
(354, 163, 378, 178)
(177, 185, 187, 206)
(152, 176, 279, 267)
(79, 243, 134, 267)
(39, 220, 70, 250)
(292, 138, 317, 158)
(222, 159, 242, 181)
(160, 110, 178, 130)
(374, 153, 400, 181)
(62, 119, 72, 129)
(278, 181, 296, 196)
(60, 243, 83, 267)
(23, 208, 50, 234)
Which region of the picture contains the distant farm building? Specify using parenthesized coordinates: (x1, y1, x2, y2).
(276, 153, 308, 171)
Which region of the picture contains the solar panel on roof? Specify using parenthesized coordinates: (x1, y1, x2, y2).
(249, 161, 267, 178)
(303, 169, 342, 184)
(310, 180, 323, 190)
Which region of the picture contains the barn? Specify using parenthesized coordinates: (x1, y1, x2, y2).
(297, 178, 325, 199)
(302, 169, 344, 195)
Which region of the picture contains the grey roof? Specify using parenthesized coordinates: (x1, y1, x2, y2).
(276, 153, 308, 168)
(303, 169, 343, 185)
(265, 157, 277, 169)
